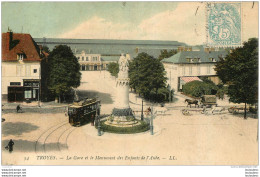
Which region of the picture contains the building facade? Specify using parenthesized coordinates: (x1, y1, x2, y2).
(2, 32, 44, 102)
(75, 51, 103, 71)
(162, 49, 227, 91)
(75, 50, 127, 71)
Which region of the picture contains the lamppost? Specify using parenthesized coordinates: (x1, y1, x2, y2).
(97, 115, 101, 136)
(38, 65, 41, 107)
(141, 99, 144, 121)
(96, 102, 101, 136)
(150, 106, 154, 135)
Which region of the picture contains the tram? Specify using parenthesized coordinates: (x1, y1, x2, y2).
(68, 98, 101, 126)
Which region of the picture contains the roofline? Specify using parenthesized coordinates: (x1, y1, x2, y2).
(34, 38, 187, 46)
(36, 41, 185, 46)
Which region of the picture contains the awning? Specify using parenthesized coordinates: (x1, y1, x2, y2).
(180, 76, 202, 83)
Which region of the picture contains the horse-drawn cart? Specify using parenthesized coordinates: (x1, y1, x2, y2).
(228, 106, 249, 114)
(182, 106, 225, 116)
(201, 95, 217, 107)
(182, 108, 203, 116)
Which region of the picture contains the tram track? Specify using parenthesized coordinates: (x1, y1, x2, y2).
(57, 126, 77, 151)
(35, 121, 78, 153)
(43, 123, 70, 153)
(35, 121, 67, 153)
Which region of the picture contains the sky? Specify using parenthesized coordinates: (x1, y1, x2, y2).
(1, 1, 258, 45)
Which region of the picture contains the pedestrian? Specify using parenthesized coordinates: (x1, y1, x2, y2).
(16, 105, 21, 113)
(64, 106, 68, 116)
(91, 114, 94, 126)
(6, 139, 14, 153)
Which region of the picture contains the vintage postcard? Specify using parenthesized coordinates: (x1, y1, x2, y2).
(1, 1, 258, 168)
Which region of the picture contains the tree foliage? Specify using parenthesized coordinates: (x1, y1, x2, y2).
(158, 49, 177, 61)
(215, 38, 258, 118)
(107, 62, 119, 77)
(129, 52, 167, 102)
(182, 80, 218, 98)
(46, 45, 81, 102)
(42, 45, 50, 53)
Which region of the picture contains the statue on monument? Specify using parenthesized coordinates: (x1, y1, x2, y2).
(118, 53, 130, 72)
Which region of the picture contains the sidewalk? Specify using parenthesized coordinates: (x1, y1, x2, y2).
(2, 101, 68, 110)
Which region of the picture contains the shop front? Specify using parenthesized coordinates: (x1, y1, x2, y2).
(23, 79, 40, 101)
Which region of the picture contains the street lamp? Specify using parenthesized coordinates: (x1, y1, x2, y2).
(150, 106, 154, 135)
(38, 65, 41, 107)
(96, 102, 101, 136)
(97, 115, 101, 136)
(141, 99, 144, 121)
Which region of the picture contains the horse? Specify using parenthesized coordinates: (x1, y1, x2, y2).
(185, 99, 199, 108)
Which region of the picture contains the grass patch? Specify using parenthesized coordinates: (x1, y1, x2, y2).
(96, 120, 150, 134)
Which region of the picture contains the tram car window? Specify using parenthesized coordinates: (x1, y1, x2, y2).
(68, 98, 101, 126)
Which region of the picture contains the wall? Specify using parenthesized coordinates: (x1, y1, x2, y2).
(163, 62, 218, 91)
(2, 62, 40, 94)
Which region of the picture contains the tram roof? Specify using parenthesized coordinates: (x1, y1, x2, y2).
(69, 99, 100, 108)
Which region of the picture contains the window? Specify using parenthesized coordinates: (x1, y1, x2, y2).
(186, 58, 191, 62)
(189, 66, 192, 75)
(24, 89, 32, 99)
(10, 82, 21, 86)
(193, 58, 200, 62)
(17, 54, 24, 61)
(197, 65, 200, 75)
(209, 58, 216, 62)
(32, 89, 38, 98)
(82, 56, 84, 61)
(77, 57, 80, 60)
(93, 57, 98, 61)
(33, 69, 37, 73)
(86, 57, 89, 61)
(207, 65, 211, 74)
(25, 66, 31, 76)
(182, 66, 186, 75)
(16, 65, 22, 76)
(186, 58, 196, 63)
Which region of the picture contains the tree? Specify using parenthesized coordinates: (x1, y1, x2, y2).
(182, 80, 218, 98)
(129, 52, 167, 102)
(47, 45, 81, 103)
(42, 45, 50, 53)
(215, 38, 258, 119)
(107, 62, 119, 77)
(158, 49, 177, 61)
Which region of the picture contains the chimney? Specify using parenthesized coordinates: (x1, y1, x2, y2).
(7, 31, 13, 50)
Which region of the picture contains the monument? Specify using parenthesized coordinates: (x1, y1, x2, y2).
(106, 53, 138, 126)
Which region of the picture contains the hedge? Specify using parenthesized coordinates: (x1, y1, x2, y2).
(182, 80, 218, 97)
(96, 120, 150, 134)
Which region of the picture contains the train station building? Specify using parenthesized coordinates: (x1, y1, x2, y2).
(75, 50, 119, 71)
